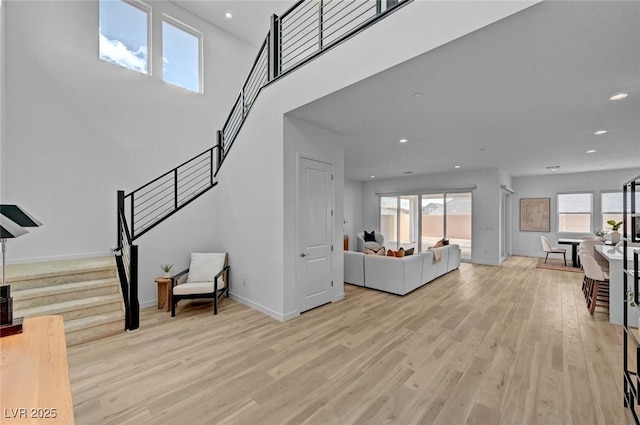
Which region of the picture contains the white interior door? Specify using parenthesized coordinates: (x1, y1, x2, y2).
(297, 157, 333, 313)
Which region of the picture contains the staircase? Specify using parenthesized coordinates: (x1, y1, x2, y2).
(6, 256, 125, 346)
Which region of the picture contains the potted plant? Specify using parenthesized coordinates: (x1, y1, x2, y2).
(607, 219, 623, 243)
(161, 264, 173, 278)
(594, 229, 608, 241)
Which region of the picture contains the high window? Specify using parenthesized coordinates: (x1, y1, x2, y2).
(162, 17, 201, 92)
(557, 192, 592, 233)
(99, 0, 150, 74)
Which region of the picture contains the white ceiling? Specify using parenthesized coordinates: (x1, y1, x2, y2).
(174, 0, 293, 47)
(175, 1, 640, 181)
(287, 0, 640, 180)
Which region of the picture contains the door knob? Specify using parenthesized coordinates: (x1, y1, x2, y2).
(300, 252, 308, 257)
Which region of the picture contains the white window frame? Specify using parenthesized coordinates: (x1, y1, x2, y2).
(161, 14, 203, 93)
(557, 192, 593, 234)
(99, 0, 152, 75)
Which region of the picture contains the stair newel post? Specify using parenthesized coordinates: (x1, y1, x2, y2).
(209, 147, 215, 186)
(173, 168, 179, 211)
(268, 14, 280, 80)
(129, 245, 139, 330)
(117, 190, 125, 249)
(130, 193, 135, 240)
(216, 130, 223, 170)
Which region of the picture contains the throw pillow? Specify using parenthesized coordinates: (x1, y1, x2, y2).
(186, 253, 226, 283)
(376, 247, 386, 256)
(405, 247, 414, 256)
(364, 230, 376, 242)
(395, 248, 405, 258)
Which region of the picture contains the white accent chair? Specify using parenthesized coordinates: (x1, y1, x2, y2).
(171, 252, 230, 317)
(356, 231, 384, 252)
(540, 236, 566, 266)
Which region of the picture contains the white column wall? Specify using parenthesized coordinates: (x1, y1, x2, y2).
(344, 179, 364, 251)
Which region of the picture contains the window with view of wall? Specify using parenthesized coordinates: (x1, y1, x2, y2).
(380, 192, 472, 259)
(558, 193, 592, 233)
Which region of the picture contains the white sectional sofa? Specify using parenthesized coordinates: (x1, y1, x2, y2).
(344, 244, 461, 295)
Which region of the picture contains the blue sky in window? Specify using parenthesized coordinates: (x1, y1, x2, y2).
(99, 0, 148, 73)
(163, 21, 200, 92)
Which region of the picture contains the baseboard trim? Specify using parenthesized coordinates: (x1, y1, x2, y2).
(229, 292, 292, 322)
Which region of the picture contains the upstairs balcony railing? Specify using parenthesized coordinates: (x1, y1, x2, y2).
(116, 0, 411, 330)
(217, 0, 410, 171)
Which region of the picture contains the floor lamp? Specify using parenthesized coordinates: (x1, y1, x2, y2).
(0, 204, 43, 337)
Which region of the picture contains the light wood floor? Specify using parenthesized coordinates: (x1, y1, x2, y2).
(68, 256, 635, 425)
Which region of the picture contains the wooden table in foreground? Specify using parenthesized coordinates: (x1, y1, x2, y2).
(0, 315, 75, 424)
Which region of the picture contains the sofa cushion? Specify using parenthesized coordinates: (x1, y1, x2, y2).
(364, 230, 376, 242)
(364, 241, 382, 251)
(186, 253, 226, 284)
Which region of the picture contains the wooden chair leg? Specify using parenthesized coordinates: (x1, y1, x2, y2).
(171, 298, 177, 317)
(545, 253, 549, 264)
(563, 253, 566, 266)
(589, 280, 599, 315)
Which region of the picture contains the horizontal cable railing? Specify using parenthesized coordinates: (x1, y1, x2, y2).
(125, 147, 217, 240)
(216, 0, 410, 172)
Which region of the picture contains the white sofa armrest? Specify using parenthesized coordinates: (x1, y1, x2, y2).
(364, 254, 422, 295)
(344, 251, 365, 286)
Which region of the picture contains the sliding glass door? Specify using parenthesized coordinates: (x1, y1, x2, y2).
(380, 195, 418, 250)
(381, 192, 472, 259)
(445, 192, 472, 259)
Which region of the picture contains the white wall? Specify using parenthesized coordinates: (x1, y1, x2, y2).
(283, 116, 345, 317)
(512, 168, 640, 261)
(1, 0, 255, 304)
(344, 179, 364, 251)
(362, 168, 502, 265)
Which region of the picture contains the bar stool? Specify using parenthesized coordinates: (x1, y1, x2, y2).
(582, 253, 609, 315)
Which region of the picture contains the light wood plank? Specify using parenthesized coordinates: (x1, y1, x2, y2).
(67, 257, 635, 425)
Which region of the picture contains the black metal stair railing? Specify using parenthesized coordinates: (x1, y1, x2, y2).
(116, 0, 411, 330)
(217, 0, 410, 171)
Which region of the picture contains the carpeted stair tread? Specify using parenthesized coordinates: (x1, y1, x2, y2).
(15, 293, 123, 319)
(64, 310, 125, 333)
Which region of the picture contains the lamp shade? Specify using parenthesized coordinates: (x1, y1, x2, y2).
(0, 215, 28, 239)
(0, 204, 43, 228)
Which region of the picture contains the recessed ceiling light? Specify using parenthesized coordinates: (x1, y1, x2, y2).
(610, 93, 628, 101)
(225, 12, 233, 19)
(454, 165, 461, 169)
(370, 175, 375, 178)
(413, 92, 422, 98)
(586, 149, 597, 154)
(594, 130, 608, 135)
(399, 138, 408, 144)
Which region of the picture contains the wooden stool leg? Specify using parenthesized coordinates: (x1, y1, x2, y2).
(589, 280, 599, 315)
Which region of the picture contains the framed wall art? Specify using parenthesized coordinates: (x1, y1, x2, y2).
(520, 197, 550, 232)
